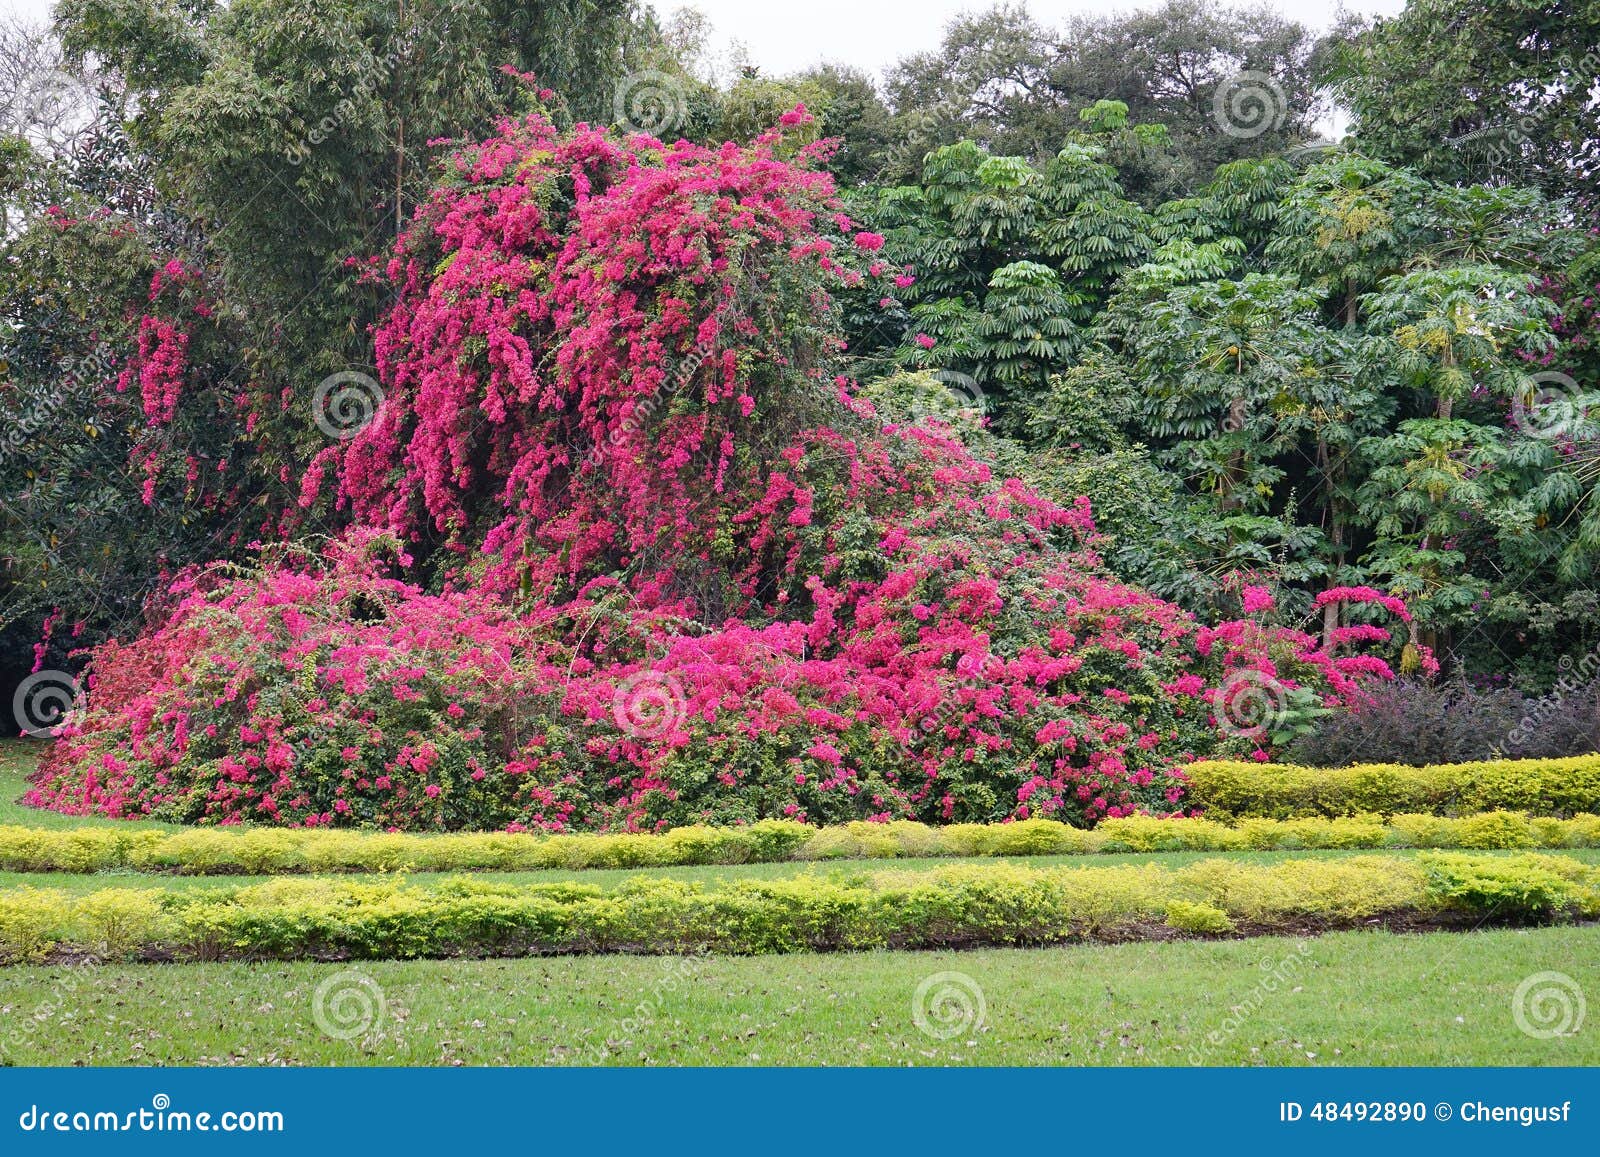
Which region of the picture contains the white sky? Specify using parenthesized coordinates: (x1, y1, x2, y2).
(5, 0, 1407, 82)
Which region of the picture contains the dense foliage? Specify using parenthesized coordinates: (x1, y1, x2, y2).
(26, 112, 1407, 831)
(5, 0, 1599, 829)
(1326, 0, 1600, 210)
(1287, 678, 1600, 768)
(4, 851, 1595, 962)
(5, 801, 1599, 876)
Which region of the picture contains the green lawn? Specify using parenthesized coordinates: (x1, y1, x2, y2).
(0, 925, 1591, 1066)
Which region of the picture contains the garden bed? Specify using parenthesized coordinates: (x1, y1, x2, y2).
(1, 808, 1598, 875)
(3, 851, 1593, 963)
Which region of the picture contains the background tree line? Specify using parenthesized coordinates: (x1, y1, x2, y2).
(2, 0, 1597, 714)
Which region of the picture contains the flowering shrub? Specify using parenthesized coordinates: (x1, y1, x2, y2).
(31, 110, 1407, 832)
(30, 535, 578, 828)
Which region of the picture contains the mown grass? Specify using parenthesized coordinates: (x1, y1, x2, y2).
(0, 925, 1591, 1066)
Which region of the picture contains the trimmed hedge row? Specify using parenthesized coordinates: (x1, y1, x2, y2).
(1, 852, 1595, 962)
(1185, 755, 1600, 819)
(3, 810, 1600, 876)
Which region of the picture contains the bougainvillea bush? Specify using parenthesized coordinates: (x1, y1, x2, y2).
(31, 107, 1406, 832)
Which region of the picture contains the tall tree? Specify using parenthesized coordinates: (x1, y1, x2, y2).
(883, 1, 1321, 199)
(1326, 0, 1600, 212)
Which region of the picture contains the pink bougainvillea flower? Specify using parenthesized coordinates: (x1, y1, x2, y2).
(27, 110, 1404, 835)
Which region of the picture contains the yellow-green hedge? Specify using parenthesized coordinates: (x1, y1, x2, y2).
(3, 810, 1599, 876)
(1, 852, 1593, 962)
(1185, 755, 1600, 819)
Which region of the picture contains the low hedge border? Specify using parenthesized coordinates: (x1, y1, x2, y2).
(1, 852, 1595, 962)
(3, 811, 1599, 876)
(1185, 755, 1600, 819)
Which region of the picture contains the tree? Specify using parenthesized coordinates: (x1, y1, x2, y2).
(883, 0, 1322, 201)
(55, 0, 642, 387)
(1326, 0, 1600, 211)
(1, 13, 103, 164)
(860, 136, 1168, 428)
(1265, 153, 1433, 325)
(0, 2, 647, 665)
(785, 64, 894, 185)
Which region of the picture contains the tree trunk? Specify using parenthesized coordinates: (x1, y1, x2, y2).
(1221, 345, 1248, 508)
(395, 114, 405, 238)
(1436, 346, 1455, 419)
(1318, 436, 1346, 652)
(394, 0, 407, 239)
(1321, 516, 1345, 652)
